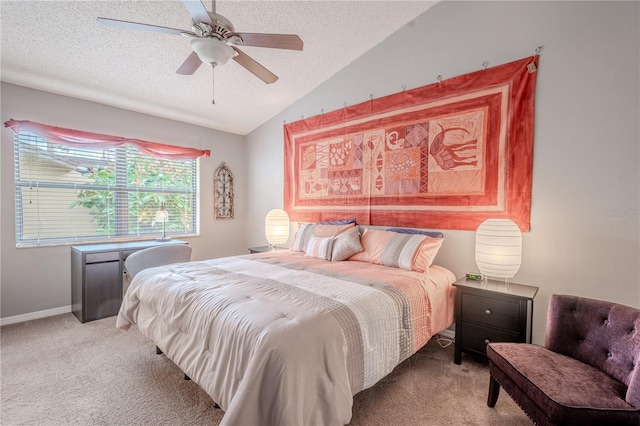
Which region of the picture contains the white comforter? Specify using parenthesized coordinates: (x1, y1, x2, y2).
(117, 252, 455, 425)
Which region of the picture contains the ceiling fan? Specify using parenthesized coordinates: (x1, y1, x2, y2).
(97, 0, 303, 104)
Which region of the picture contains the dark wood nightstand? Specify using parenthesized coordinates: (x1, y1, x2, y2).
(248, 245, 289, 254)
(453, 277, 538, 364)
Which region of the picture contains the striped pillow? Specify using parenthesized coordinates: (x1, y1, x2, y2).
(381, 233, 444, 272)
(349, 228, 443, 272)
(381, 233, 427, 270)
(291, 223, 316, 252)
(305, 236, 335, 260)
(291, 222, 356, 252)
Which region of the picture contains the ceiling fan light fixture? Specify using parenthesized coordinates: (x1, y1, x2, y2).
(190, 38, 234, 66)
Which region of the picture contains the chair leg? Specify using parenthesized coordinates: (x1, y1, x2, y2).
(487, 376, 501, 407)
(155, 346, 163, 355)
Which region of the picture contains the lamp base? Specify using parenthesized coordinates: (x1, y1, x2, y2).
(155, 237, 172, 242)
(481, 275, 511, 284)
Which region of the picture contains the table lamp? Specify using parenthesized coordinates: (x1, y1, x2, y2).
(265, 209, 290, 247)
(475, 218, 522, 283)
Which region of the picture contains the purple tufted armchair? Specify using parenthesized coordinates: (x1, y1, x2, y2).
(486, 294, 640, 425)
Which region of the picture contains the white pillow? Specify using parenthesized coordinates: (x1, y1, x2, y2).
(305, 236, 335, 261)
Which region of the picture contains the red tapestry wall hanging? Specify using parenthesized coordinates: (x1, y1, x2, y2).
(284, 56, 539, 231)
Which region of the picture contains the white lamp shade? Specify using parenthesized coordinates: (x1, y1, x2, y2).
(190, 38, 234, 66)
(265, 209, 290, 246)
(475, 218, 522, 280)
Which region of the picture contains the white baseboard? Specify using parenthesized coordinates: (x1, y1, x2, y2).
(0, 305, 71, 326)
(437, 328, 455, 340)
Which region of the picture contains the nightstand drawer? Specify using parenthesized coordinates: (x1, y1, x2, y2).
(461, 293, 521, 332)
(458, 321, 520, 355)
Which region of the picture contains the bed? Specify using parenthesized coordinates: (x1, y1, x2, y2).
(116, 227, 456, 426)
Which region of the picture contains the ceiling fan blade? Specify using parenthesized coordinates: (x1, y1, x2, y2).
(97, 17, 195, 37)
(181, 0, 212, 25)
(230, 33, 303, 51)
(232, 47, 278, 84)
(176, 51, 203, 75)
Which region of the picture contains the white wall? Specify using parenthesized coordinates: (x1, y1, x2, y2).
(1, 82, 248, 320)
(246, 1, 640, 344)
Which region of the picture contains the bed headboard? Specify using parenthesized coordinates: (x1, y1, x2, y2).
(357, 225, 444, 239)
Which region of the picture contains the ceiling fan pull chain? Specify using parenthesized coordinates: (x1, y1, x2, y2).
(211, 64, 216, 105)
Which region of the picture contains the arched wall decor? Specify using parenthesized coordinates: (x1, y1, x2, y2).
(214, 162, 234, 219)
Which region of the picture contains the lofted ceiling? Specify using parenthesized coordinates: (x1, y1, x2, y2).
(1, 1, 437, 135)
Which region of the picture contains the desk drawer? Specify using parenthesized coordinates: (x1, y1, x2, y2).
(458, 321, 520, 355)
(85, 251, 119, 264)
(461, 293, 520, 331)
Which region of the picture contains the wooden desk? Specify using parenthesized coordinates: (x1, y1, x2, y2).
(71, 239, 187, 323)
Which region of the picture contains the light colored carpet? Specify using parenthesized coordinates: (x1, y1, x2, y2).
(1, 314, 531, 425)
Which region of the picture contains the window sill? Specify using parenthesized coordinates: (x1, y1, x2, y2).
(16, 233, 199, 249)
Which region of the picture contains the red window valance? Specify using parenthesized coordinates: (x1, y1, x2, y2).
(4, 119, 210, 160)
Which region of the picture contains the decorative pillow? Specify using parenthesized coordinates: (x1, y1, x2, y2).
(386, 227, 444, 239)
(318, 218, 357, 225)
(313, 222, 356, 238)
(384, 233, 444, 272)
(305, 236, 335, 260)
(348, 228, 393, 264)
(291, 222, 356, 252)
(349, 228, 443, 272)
(331, 226, 363, 261)
(291, 223, 316, 252)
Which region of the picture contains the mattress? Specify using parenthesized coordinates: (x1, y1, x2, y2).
(117, 251, 456, 425)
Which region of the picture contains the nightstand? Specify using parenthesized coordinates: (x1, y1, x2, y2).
(248, 245, 289, 254)
(453, 277, 538, 365)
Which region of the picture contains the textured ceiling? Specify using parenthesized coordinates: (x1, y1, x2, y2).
(1, 1, 437, 135)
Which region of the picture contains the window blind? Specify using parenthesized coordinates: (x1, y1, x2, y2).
(14, 132, 199, 246)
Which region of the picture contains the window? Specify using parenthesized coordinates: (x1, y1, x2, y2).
(13, 132, 199, 246)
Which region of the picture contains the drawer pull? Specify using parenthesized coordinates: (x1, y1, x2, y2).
(484, 339, 491, 345)
(485, 309, 492, 315)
